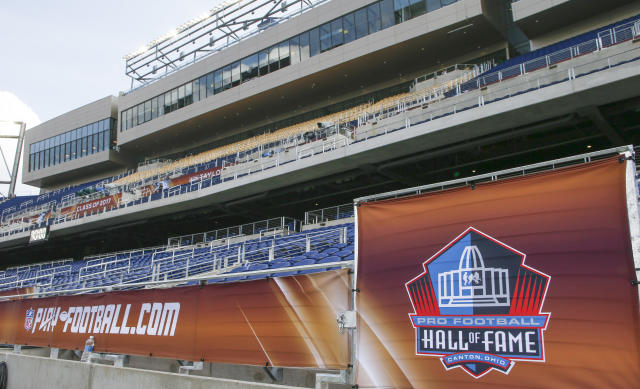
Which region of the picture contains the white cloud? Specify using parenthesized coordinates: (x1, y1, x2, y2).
(0, 91, 41, 197)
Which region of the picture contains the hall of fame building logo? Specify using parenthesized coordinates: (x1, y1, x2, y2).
(405, 227, 551, 378)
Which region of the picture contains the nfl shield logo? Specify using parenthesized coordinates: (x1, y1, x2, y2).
(24, 308, 35, 331)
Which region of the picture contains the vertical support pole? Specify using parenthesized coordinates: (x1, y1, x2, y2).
(8, 122, 26, 197)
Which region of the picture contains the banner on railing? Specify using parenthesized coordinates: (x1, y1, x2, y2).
(60, 194, 122, 218)
(170, 166, 222, 187)
(356, 157, 639, 387)
(0, 270, 349, 368)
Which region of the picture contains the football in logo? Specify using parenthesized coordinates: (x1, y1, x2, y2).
(24, 307, 35, 331)
(405, 227, 551, 378)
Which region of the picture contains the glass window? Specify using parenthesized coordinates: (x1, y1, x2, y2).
(268, 45, 280, 72)
(171, 89, 178, 111)
(163, 92, 171, 114)
(127, 108, 133, 128)
(103, 130, 110, 151)
(199, 75, 207, 99)
(355, 8, 368, 39)
(185, 82, 193, 105)
(410, 0, 427, 18)
(177, 85, 186, 108)
(98, 130, 104, 152)
(319, 23, 332, 52)
(427, 0, 441, 11)
(54, 146, 59, 165)
(247, 54, 259, 81)
(289, 36, 300, 65)
(64, 143, 70, 162)
(231, 61, 241, 87)
(380, 0, 395, 28)
(241, 56, 251, 82)
(144, 100, 151, 122)
(70, 140, 76, 159)
(331, 19, 343, 48)
(207, 72, 215, 96)
(258, 51, 269, 75)
(151, 97, 158, 119)
(137, 104, 144, 124)
(93, 134, 99, 153)
(98, 119, 104, 132)
(343, 13, 356, 44)
(214, 69, 222, 94)
(441, 0, 456, 6)
(82, 137, 87, 157)
(279, 41, 290, 68)
(87, 135, 93, 155)
(394, 0, 409, 23)
(309, 28, 320, 57)
(368, 3, 381, 34)
(299, 32, 310, 61)
(121, 111, 126, 131)
(222, 65, 232, 90)
(192, 79, 200, 103)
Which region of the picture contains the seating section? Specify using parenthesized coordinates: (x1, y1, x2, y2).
(0, 222, 355, 295)
(460, 12, 640, 92)
(2, 13, 638, 239)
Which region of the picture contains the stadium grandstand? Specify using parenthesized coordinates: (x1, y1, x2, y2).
(1, 0, 640, 388)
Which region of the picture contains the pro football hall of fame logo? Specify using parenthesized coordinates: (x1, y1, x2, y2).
(405, 227, 551, 378)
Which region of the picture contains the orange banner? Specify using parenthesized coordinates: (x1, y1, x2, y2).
(356, 157, 640, 387)
(170, 166, 221, 187)
(0, 270, 349, 368)
(60, 193, 122, 218)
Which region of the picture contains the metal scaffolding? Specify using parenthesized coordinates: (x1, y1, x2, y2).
(124, 0, 330, 89)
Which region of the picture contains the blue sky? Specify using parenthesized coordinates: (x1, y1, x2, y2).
(0, 0, 218, 122)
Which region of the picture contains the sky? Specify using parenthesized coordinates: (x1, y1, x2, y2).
(0, 0, 221, 196)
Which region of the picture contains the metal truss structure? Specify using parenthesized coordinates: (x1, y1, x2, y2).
(0, 121, 26, 198)
(124, 0, 331, 89)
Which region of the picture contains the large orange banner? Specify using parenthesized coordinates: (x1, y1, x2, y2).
(356, 157, 640, 388)
(60, 193, 122, 218)
(0, 270, 349, 368)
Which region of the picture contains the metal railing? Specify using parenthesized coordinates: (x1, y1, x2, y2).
(144, 226, 349, 283)
(167, 217, 298, 247)
(72, 225, 350, 290)
(304, 204, 355, 225)
(460, 16, 640, 94)
(0, 260, 354, 301)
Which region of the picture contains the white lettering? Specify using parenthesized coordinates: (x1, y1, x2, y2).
(137, 303, 151, 335)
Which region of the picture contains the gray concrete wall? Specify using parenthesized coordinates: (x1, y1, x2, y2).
(117, 0, 486, 145)
(0, 351, 309, 389)
(529, 2, 640, 50)
(512, 0, 570, 22)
